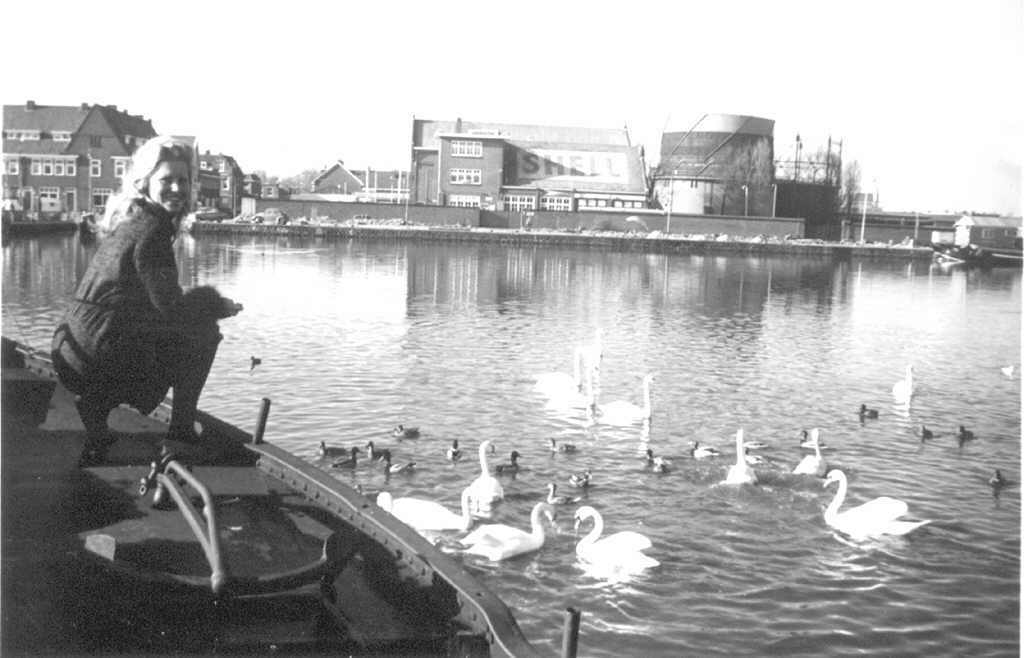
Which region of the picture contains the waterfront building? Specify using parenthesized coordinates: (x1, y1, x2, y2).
(198, 151, 245, 216)
(2, 100, 156, 218)
(312, 161, 364, 195)
(953, 214, 1022, 251)
(409, 117, 648, 212)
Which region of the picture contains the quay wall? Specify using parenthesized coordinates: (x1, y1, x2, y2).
(193, 222, 933, 261)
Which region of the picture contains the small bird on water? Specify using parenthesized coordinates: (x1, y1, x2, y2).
(393, 424, 420, 439)
(858, 403, 879, 420)
(250, 356, 262, 373)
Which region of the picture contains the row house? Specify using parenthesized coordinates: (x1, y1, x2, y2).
(2, 100, 156, 217)
(197, 151, 244, 215)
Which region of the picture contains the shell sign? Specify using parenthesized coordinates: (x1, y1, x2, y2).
(516, 149, 629, 184)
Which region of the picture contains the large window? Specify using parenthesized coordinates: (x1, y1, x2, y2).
(3, 130, 40, 140)
(503, 194, 536, 211)
(91, 188, 112, 212)
(541, 196, 572, 211)
(89, 135, 102, 148)
(448, 168, 481, 185)
(448, 194, 481, 208)
(450, 140, 483, 158)
(52, 131, 72, 142)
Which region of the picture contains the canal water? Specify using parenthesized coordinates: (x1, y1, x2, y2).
(3, 232, 1020, 657)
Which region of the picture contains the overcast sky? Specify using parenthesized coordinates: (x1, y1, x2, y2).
(4, 0, 1021, 214)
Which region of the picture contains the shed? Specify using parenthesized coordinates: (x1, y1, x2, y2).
(953, 215, 1022, 250)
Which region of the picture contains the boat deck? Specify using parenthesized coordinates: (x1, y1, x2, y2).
(1, 343, 501, 655)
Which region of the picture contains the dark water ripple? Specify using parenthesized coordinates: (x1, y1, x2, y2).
(3, 234, 1019, 657)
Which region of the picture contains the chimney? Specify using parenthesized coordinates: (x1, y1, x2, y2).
(455, 117, 462, 133)
(25, 100, 36, 110)
(80, 102, 89, 110)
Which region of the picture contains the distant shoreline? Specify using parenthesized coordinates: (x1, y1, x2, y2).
(192, 221, 934, 261)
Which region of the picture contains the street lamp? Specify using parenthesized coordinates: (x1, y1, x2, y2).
(741, 184, 749, 216)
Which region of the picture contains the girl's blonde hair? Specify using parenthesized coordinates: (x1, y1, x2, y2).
(98, 135, 197, 234)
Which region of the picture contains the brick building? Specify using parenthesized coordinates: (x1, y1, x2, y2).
(2, 100, 156, 218)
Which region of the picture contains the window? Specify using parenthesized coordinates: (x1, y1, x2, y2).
(113, 158, 128, 178)
(449, 168, 481, 185)
(53, 160, 64, 176)
(503, 194, 536, 211)
(65, 159, 76, 176)
(541, 196, 572, 211)
(90, 159, 101, 177)
(30, 160, 41, 175)
(39, 186, 60, 211)
(200, 161, 212, 171)
(52, 131, 72, 142)
(89, 135, 102, 148)
(91, 188, 112, 212)
(5, 159, 18, 175)
(221, 178, 230, 191)
(448, 194, 481, 208)
(450, 140, 483, 157)
(3, 130, 40, 140)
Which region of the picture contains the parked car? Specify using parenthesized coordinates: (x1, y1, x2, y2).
(263, 208, 289, 225)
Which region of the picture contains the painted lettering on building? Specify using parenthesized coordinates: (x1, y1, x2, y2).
(516, 149, 628, 183)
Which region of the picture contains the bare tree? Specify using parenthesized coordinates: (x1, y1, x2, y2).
(839, 160, 861, 220)
(719, 139, 773, 215)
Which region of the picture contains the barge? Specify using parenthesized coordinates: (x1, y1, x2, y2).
(1, 337, 554, 656)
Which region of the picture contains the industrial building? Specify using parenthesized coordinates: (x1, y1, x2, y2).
(409, 118, 648, 212)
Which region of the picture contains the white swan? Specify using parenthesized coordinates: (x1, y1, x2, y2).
(376, 488, 472, 533)
(793, 428, 827, 476)
(589, 374, 654, 427)
(465, 440, 504, 516)
(724, 429, 758, 485)
(573, 506, 659, 574)
(892, 364, 916, 404)
(690, 441, 720, 459)
(459, 502, 555, 561)
(823, 469, 931, 539)
(533, 346, 586, 398)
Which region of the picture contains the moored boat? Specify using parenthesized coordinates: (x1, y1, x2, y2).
(1, 337, 548, 656)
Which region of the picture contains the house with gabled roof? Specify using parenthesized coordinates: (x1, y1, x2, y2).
(3, 100, 156, 217)
(312, 161, 364, 195)
(198, 151, 245, 215)
(410, 117, 648, 212)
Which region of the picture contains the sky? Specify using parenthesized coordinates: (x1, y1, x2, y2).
(4, 0, 1022, 215)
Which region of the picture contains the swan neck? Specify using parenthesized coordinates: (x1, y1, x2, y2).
(479, 443, 491, 474)
(459, 489, 473, 530)
(825, 475, 847, 520)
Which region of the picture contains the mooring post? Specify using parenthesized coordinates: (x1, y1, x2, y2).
(561, 606, 581, 658)
(253, 397, 271, 444)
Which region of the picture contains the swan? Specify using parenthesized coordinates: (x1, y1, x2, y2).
(494, 450, 521, 475)
(589, 374, 654, 427)
(858, 404, 879, 419)
(549, 437, 578, 453)
(569, 468, 592, 489)
(459, 502, 555, 561)
(546, 482, 581, 505)
(466, 440, 504, 516)
(793, 428, 827, 476)
(392, 424, 421, 439)
(533, 346, 586, 398)
(724, 429, 758, 485)
(892, 365, 916, 405)
(823, 469, 931, 539)
(956, 425, 976, 446)
(446, 439, 462, 462)
(644, 449, 672, 473)
(690, 441, 720, 459)
(376, 488, 473, 532)
(573, 506, 659, 574)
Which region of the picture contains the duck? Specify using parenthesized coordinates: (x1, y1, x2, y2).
(459, 502, 556, 561)
(392, 424, 421, 439)
(569, 468, 592, 489)
(549, 437, 578, 453)
(383, 452, 416, 475)
(724, 429, 758, 485)
(956, 425, 976, 446)
(989, 469, 1009, 491)
(644, 448, 672, 473)
(744, 448, 768, 466)
(690, 441, 721, 459)
(573, 506, 659, 574)
(588, 374, 654, 427)
(249, 355, 262, 372)
(546, 482, 581, 505)
(892, 364, 916, 405)
(465, 440, 504, 516)
(376, 488, 473, 533)
(494, 450, 521, 475)
(793, 428, 827, 477)
(914, 424, 934, 441)
(533, 346, 587, 399)
(446, 439, 463, 462)
(799, 429, 830, 450)
(330, 446, 360, 469)
(858, 403, 879, 419)
(318, 440, 349, 459)
(822, 469, 931, 539)
(364, 441, 391, 462)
